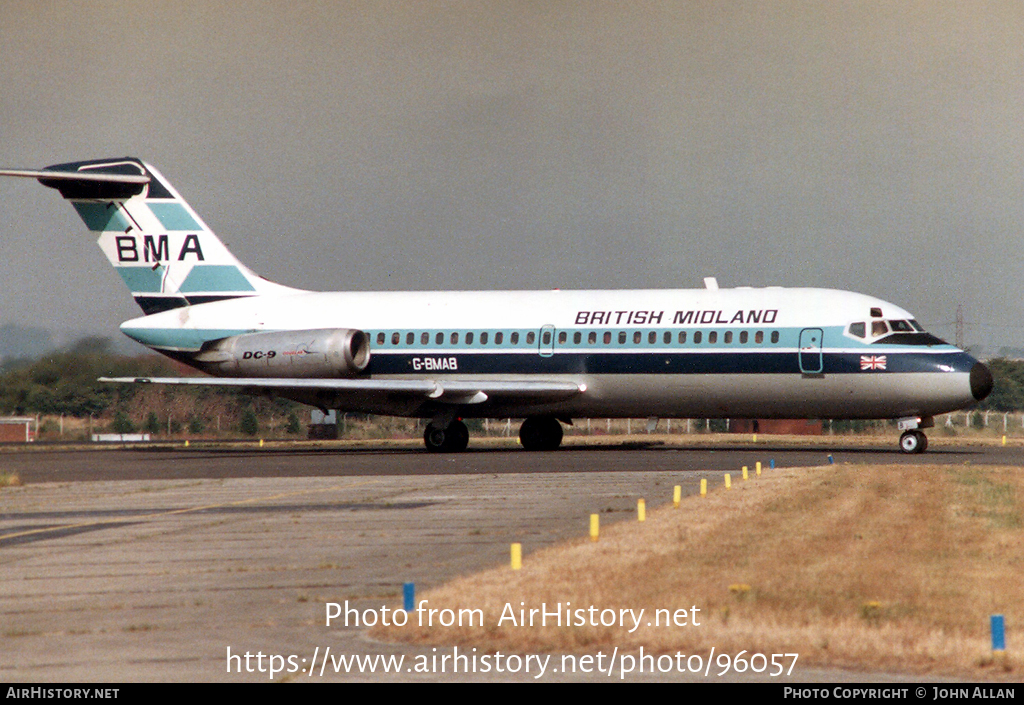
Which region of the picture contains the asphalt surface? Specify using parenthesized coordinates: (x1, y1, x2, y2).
(1, 438, 1019, 683)
(3, 437, 1017, 484)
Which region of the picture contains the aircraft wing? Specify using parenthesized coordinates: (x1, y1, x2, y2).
(98, 376, 585, 406)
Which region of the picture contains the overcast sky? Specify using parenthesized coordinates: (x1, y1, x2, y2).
(1, 1, 1022, 351)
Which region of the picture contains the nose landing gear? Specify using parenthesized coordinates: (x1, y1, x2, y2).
(899, 430, 928, 454)
(896, 416, 933, 454)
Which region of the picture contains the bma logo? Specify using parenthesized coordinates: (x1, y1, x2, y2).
(115, 234, 205, 263)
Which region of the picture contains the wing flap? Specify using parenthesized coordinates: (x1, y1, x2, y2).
(98, 376, 584, 404)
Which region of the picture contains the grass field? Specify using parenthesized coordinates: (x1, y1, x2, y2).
(373, 462, 1023, 679)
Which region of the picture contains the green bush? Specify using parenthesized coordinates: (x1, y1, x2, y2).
(240, 409, 259, 436)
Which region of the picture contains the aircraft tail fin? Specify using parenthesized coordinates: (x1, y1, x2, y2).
(0, 157, 300, 315)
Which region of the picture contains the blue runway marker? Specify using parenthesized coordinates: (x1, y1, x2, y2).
(404, 582, 415, 612)
(992, 614, 1006, 651)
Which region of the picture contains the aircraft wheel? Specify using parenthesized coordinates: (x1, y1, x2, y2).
(899, 430, 928, 454)
(423, 420, 469, 453)
(519, 416, 563, 451)
(446, 419, 469, 452)
(424, 424, 448, 453)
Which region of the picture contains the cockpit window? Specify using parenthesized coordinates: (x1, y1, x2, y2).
(848, 322, 866, 338)
(868, 317, 948, 347)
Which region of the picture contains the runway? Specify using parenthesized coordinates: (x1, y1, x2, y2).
(1, 440, 1019, 682)
(2, 437, 1014, 483)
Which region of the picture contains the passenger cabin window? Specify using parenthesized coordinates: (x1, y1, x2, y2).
(618, 331, 627, 344)
(724, 331, 733, 344)
(739, 331, 748, 344)
(770, 331, 779, 344)
(495, 332, 503, 344)
(678, 331, 687, 344)
(649, 331, 658, 344)
(849, 322, 866, 338)
(708, 331, 718, 344)
(755, 331, 764, 344)
(466, 332, 474, 344)
(391, 332, 400, 345)
(511, 332, 519, 345)
(633, 331, 642, 344)
(406, 332, 414, 345)
(558, 331, 567, 344)
(451, 332, 459, 345)
(589, 331, 597, 344)
(573, 332, 582, 344)
(481, 332, 489, 344)
(527, 332, 536, 345)
(694, 331, 702, 344)
(436, 332, 443, 345)
(663, 332, 671, 344)
(377, 332, 385, 345)
(603, 332, 612, 344)
(421, 332, 429, 345)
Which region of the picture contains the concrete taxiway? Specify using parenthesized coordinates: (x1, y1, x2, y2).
(1, 441, 1019, 682)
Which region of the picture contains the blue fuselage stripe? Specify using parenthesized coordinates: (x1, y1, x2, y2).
(366, 350, 975, 376)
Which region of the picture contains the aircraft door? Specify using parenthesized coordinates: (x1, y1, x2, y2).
(799, 328, 824, 374)
(539, 325, 555, 358)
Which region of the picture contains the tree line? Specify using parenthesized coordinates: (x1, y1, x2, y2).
(0, 337, 303, 438)
(3, 338, 1024, 424)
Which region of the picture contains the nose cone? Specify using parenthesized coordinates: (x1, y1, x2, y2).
(970, 362, 994, 402)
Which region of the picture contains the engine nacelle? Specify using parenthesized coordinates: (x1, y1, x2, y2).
(197, 328, 370, 378)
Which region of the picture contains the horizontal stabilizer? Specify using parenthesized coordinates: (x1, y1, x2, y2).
(0, 168, 150, 184)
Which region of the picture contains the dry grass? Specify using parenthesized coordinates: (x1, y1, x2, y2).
(0, 471, 22, 487)
(373, 463, 1024, 679)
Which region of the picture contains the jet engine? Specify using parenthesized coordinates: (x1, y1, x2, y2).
(196, 328, 370, 378)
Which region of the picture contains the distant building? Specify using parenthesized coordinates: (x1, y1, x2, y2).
(91, 434, 151, 443)
(0, 417, 35, 443)
(308, 409, 337, 440)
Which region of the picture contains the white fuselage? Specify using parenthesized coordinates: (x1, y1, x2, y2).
(119, 286, 985, 421)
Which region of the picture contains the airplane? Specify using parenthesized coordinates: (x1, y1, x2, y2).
(0, 157, 992, 454)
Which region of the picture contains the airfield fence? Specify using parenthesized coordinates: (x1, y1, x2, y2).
(14, 409, 1024, 443)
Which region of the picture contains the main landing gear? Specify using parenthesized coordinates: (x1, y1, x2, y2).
(518, 416, 564, 451)
(423, 419, 469, 453)
(422, 416, 566, 452)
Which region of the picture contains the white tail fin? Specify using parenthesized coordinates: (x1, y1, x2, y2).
(2, 157, 300, 314)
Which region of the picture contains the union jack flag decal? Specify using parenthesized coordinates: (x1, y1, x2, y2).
(860, 355, 887, 371)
